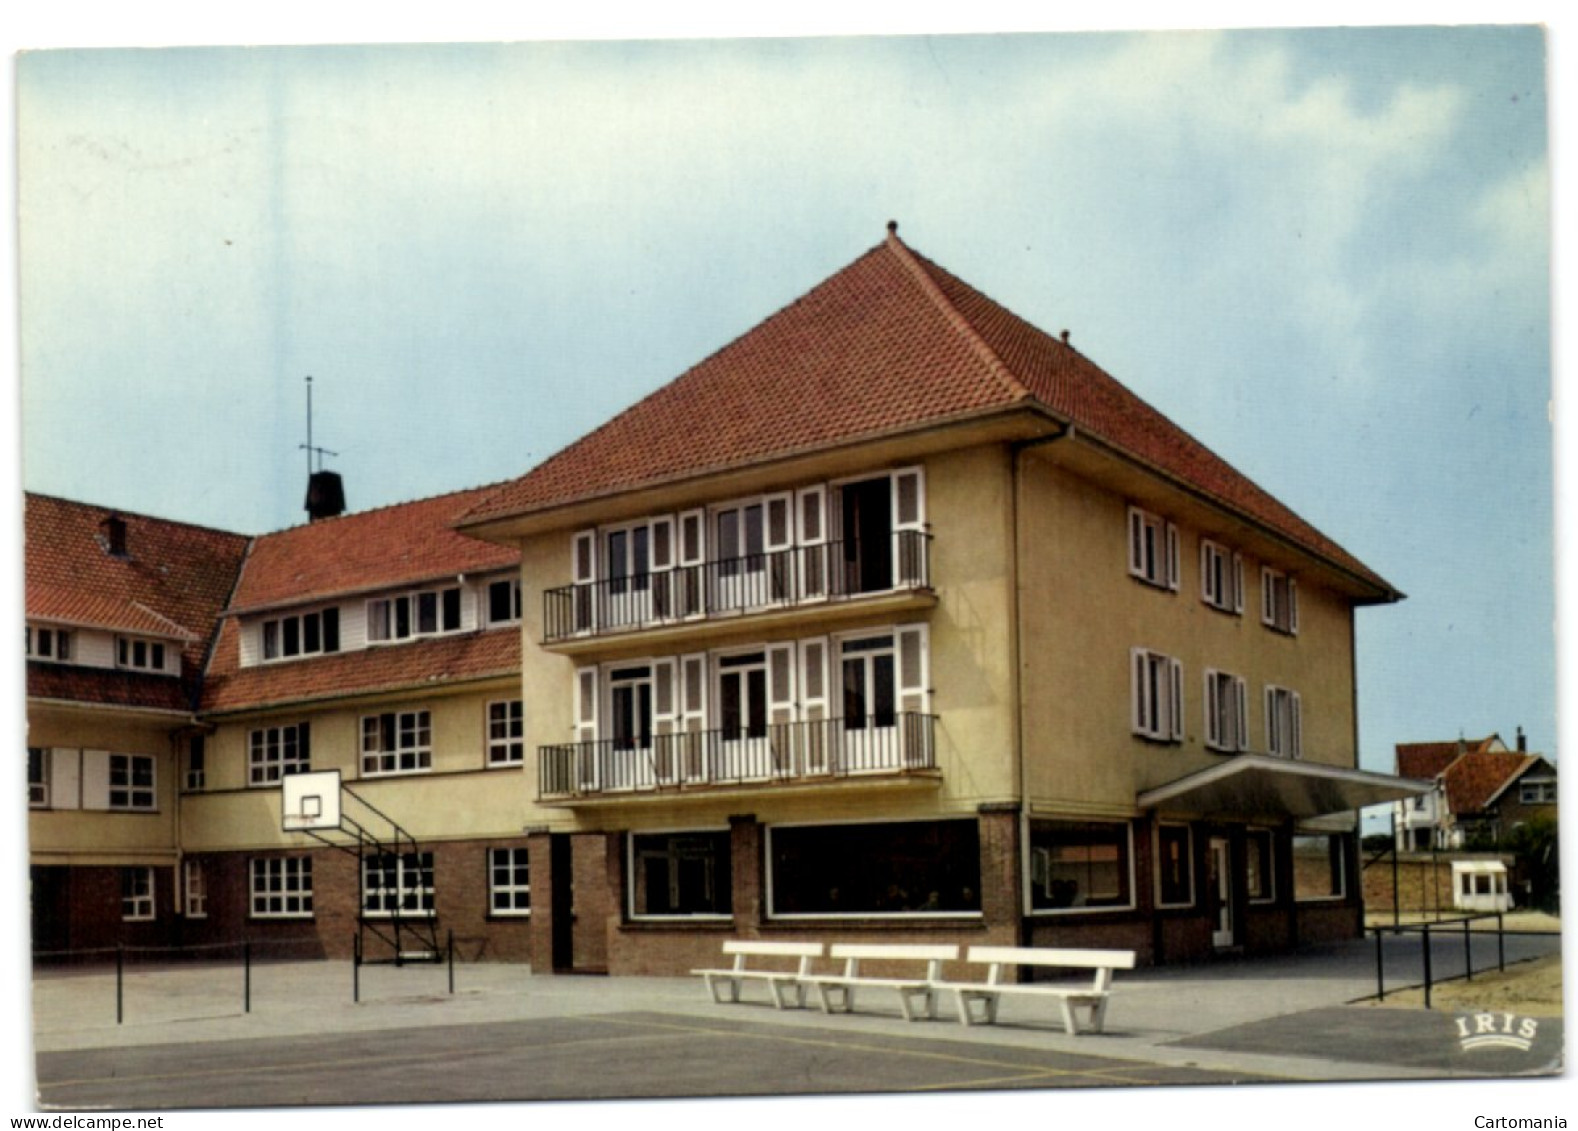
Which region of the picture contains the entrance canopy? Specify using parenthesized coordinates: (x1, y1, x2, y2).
(1138, 754, 1430, 822)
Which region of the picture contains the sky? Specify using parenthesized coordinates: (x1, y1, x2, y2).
(2, 4, 1572, 1128)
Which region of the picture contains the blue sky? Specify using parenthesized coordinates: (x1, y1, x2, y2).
(16, 25, 1555, 778)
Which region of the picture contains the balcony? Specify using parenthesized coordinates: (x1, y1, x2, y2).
(538, 711, 938, 801)
(542, 532, 932, 644)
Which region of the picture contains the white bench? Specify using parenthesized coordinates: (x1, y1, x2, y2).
(807, 943, 960, 1021)
(693, 940, 823, 1009)
(941, 946, 1135, 1034)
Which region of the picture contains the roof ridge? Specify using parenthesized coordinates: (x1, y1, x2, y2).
(882, 226, 1034, 404)
(25, 491, 251, 541)
(257, 477, 518, 538)
(126, 600, 200, 641)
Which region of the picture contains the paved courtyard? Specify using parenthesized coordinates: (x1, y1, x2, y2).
(26, 931, 1564, 1112)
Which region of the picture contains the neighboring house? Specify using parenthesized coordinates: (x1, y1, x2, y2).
(26, 496, 250, 954)
(1392, 732, 1557, 850)
(457, 224, 1422, 973)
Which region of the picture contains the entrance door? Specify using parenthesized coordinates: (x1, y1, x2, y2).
(1208, 837, 1234, 949)
(838, 478, 892, 595)
(840, 635, 898, 771)
(607, 666, 653, 791)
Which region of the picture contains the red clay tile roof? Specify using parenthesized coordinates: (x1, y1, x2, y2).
(461, 230, 1395, 595)
(200, 618, 520, 713)
(1442, 751, 1540, 818)
(1395, 736, 1503, 779)
(230, 485, 519, 614)
(25, 494, 251, 708)
(27, 664, 191, 713)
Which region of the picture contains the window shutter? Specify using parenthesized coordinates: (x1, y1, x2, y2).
(1200, 541, 1213, 602)
(1232, 553, 1245, 614)
(1261, 568, 1275, 626)
(679, 652, 708, 781)
(81, 750, 111, 810)
(1169, 658, 1184, 740)
(1288, 579, 1300, 635)
(892, 468, 927, 586)
(1234, 677, 1248, 751)
(896, 624, 930, 767)
(651, 658, 679, 782)
(1128, 509, 1144, 577)
(1265, 686, 1277, 755)
(1290, 691, 1302, 758)
(799, 637, 830, 772)
(575, 667, 598, 745)
(1166, 523, 1180, 591)
(766, 643, 797, 774)
(764, 493, 794, 602)
(796, 486, 828, 600)
(648, 516, 676, 620)
(573, 531, 597, 633)
(1203, 669, 1220, 748)
(677, 509, 706, 618)
(51, 749, 82, 810)
(1130, 649, 1147, 734)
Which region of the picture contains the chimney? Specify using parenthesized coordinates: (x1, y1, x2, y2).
(1517, 726, 1527, 753)
(305, 470, 346, 522)
(100, 512, 128, 557)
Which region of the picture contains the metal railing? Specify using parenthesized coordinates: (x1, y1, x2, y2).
(1371, 912, 1507, 1009)
(542, 532, 933, 642)
(539, 711, 938, 799)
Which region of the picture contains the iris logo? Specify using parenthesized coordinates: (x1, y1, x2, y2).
(1455, 1012, 1539, 1052)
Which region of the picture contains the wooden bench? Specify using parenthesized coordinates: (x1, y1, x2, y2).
(807, 943, 960, 1021)
(941, 946, 1135, 1034)
(692, 940, 823, 1009)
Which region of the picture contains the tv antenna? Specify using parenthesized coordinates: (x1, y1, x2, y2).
(299, 375, 339, 474)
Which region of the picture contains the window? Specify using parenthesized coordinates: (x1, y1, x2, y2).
(1127, 506, 1179, 590)
(360, 711, 432, 775)
(116, 636, 169, 673)
(28, 747, 48, 808)
(1265, 686, 1302, 759)
(185, 737, 205, 791)
(1204, 669, 1248, 752)
(1200, 540, 1243, 614)
(1029, 820, 1133, 912)
(1520, 779, 1556, 804)
(1292, 834, 1345, 901)
(1261, 568, 1299, 635)
(121, 867, 155, 921)
(486, 577, 521, 626)
(26, 626, 72, 662)
(630, 831, 732, 919)
(768, 820, 981, 917)
(362, 852, 435, 918)
(184, 860, 207, 918)
(108, 753, 155, 811)
(367, 587, 461, 643)
(487, 701, 524, 767)
(1246, 828, 1275, 902)
(261, 608, 340, 661)
(1156, 824, 1193, 907)
(488, 848, 531, 916)
(250, 857, 314, 918)
(1131, 649, 1183, 742)
(249, 723, 311, 785)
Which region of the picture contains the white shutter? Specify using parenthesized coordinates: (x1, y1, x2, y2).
(1233, 553, 1245, 614)
(1199, 542, 1213, 603)
(892, 467, 926, 587)
(239, 622, 261, 668)
(764, 493, 794, 602)
(1203, 670, 1220, 749)
(679, 652, 708, 781)
(767, 643, 797, 774)
(1169, 658, 1184, 741)
(572, 530, 597, 634)
(574, 667, 599, 745)
(81, 749, 111, 810)
(796, 486, 828, 601)
(1130, 648, 1147, 734)
(1290, 691, 1303, 759)
(652, 657, 679, 783)
(649, 516, 676, 621)
(51, 749, 81, 810)
(1234, 676, 1249, 751)
(1265, 686, 1278, 755)
(1261, 568, 1275, 626)
(678, 509, 706, 619)
(896, 624, 931, 767)
(1127, 509, 1144, 578)
(800, 637, 830, 772)
(1288, 579, 1300, 635)
(1166, 522, 1181, 592)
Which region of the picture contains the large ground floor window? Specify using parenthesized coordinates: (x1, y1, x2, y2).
(1292, 833, 1346, 901)
(1029, 819, 1133, 911)
(629, 830, 732, 919)
(767, 819, 981, 916)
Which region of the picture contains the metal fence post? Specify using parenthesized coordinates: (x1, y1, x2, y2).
(1497, 912, 1505, 972)
(448, 929, 455, 995)
(244, 940, 252, 1014)
(116, 944, 124, 1025)
(353, 933, 361, 1004)
(1374, 929, 1385, 1001)
(1422, 923, 1433, 1010)
(1463, 918, 1473, 982)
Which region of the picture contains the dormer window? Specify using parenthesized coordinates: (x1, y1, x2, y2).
(117, 635, 170, 673)
(26, 625, 73, 662)
(367, 586, 461, 643)
(486, 576, 522, 627)
(261, 608, 341, 661)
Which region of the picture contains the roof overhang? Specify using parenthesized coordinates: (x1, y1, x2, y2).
(1138, 754, 1431, 822)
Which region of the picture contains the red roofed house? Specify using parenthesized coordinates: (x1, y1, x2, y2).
(459, 224, 1422, 972)
(1393, 732, 1557, 851)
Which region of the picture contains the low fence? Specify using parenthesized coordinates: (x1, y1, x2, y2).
(1371, 912, 1507, 1009)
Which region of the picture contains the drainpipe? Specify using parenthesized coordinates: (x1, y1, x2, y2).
(1009, 423, 1073, 947)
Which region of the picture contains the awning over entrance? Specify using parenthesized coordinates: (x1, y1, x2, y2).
(1137, 754, 1431, 822)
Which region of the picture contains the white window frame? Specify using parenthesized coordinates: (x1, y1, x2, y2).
(122, 867, 155, 922)
(183, 859, 207, 918)
(1203, 669, 1249, 753)
(360, 710, 433, 776)
(1261, 567, 1299, 635)
(366, 586, 463, 644)
(626, 827, 734, 922)
(1265, 685, 1303, 759)
(116, 635, 171, 674)
(108, 753, 156, 811)
(486, 700, 524, 767)
(484, 575, 522, 627)
(1520, 779, 1556, 804)
(260, 607, 341, 662)
(1155, 823, 1195, 909)
(1025, 816, 1138, 916)
(26, 625, 73, 662)
(250, 857, 314, 919)
(1127, 506, 1180, 591)
(488, 847, 531, 917)
(28, 746, 49, 808)
(1131, 648, 1183, 742)
(361, 851, 436, 919)
(1200, 540, 1244, 614)
(248, 722, 311, 786)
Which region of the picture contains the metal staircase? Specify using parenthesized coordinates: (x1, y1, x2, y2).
(295, 780, 442, 965)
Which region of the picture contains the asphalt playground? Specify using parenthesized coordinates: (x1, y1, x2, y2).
(27, 930, 1564, 1111)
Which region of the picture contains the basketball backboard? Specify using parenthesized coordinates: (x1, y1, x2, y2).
(282, 769, 342, 832)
